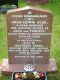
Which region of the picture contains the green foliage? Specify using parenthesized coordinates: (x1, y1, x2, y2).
(19, 0, 28, 7)
(0, 14, 8, 62)
(0, 75, 12, 80)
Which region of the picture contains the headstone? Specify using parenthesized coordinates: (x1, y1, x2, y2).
(7, 7, 52, 64)
(1, 6, 57, 75)
(23, 0, 49, 5)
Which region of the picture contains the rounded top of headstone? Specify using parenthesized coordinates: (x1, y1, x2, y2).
(6, 6, 52, 14)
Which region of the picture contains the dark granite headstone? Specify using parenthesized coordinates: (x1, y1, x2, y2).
(1, 7, 57, 75)
(0, 0, 18, 7)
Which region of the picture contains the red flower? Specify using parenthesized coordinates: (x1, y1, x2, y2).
(38, 72, 45, 77)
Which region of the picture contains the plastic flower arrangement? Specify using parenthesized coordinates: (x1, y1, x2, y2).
(15, 72, 46, 80)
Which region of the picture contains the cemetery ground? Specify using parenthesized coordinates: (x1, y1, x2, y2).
(0, 0, 60, 80)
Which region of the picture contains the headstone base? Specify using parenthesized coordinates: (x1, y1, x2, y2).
(1, 58, 57, 75)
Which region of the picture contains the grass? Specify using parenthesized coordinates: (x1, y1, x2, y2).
(0, 0, 60, 79)
(0, 14, 8, 62)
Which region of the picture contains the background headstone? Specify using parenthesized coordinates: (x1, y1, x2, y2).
(23, 0, 49, 5)
(0, 0, 18, 8)
(6, 6, 53, 64)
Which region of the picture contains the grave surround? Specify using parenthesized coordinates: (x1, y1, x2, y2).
(1, 6, 57, 75)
